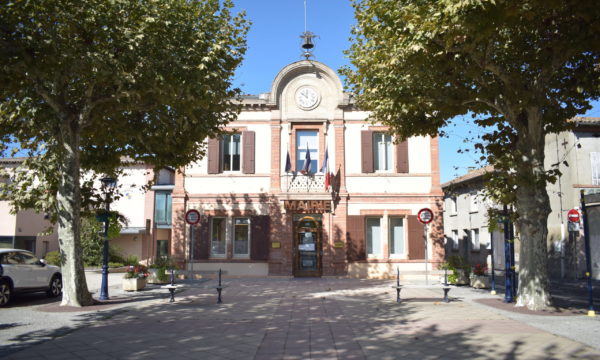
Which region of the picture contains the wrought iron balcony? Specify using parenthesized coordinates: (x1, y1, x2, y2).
(283, 173, 328, 193)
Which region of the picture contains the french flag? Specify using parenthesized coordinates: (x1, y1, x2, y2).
(321, 148, 331, 190)
(300, 144, 311, 174)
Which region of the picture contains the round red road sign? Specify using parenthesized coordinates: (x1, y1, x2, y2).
(567, 209, 580, 223)
(185, 209, 201, 225)
(417, 208, 434, 224)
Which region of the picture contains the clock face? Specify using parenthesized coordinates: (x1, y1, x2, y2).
(295, 86, 320, 109)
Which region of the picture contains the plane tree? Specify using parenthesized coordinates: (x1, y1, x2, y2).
(342, 0, 600, 310)
(0, 0, 248, 306)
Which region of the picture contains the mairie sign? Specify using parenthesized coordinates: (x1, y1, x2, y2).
(284, 200, 332, 213)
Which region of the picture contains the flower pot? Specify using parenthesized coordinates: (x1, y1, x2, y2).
(147, 268, 168, 284)
(123, 277, 147, 291)
(470, 275, 490, 289)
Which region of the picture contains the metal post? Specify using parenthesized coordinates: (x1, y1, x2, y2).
(424, 223, 429, 286)
(444, 268, 448, 287)
(509, 208, 517, 295)
(216, 268, 223, 304)
(503, 206, 513, 303)
(190, 224, 194, 278)
(580, 190, 596, 317)
(99, 196, 110, 301)
(490, 231, 496, 295)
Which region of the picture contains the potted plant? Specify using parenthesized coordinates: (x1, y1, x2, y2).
(147, 257, 175, 284)
(440, 255, 471, 285)
(122, 265, 149, 291)
(470, 263, 490, 289)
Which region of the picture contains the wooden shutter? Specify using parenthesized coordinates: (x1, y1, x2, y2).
(407, 215, 425, 259)
(346, 215, 366, 261)
(250, 215, 269, 260)
(242, 131, 255, 174)
(395, 140, 409, 173)
(207, 138, 220, 174)
(194, 216, 210, 260)
(361, 131, 374, 173)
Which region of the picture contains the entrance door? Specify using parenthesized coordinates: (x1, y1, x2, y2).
(293, 216, 322, 277)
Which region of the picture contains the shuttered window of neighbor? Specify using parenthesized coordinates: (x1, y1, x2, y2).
(591, 152, 600, 185)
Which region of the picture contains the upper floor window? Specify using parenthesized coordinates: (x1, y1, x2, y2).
(591, 152, 600, 185)
(296, 130, 318, 173)
(154, 191, 172, 226)
(156, 168, 175, 185)
(373, 132, 393, 172)
(469, 194, 478, 213)
(221, 134, 241, 172)
(449, 197, 457, 215)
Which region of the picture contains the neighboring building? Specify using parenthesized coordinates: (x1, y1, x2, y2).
(545, 117, 600, 280)
(167, 59, 445, 278)
(442, 116, 600, 280)
(441, 166, 507, 273)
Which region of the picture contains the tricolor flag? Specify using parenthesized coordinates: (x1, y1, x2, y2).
(285, 150, 291, 173)
(320, 147, 329, 190)
(300, 144, 311, 174)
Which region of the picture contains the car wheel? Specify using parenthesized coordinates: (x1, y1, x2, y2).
(47, 275, 62, 297)
(0, 280, 11, 306)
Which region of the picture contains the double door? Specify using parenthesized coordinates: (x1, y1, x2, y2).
(293, 216, 322, 277)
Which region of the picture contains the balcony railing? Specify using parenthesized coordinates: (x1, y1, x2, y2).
(283, 174, 327, 193)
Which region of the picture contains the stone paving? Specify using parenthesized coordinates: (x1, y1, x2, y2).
(3, 277, 600, 359)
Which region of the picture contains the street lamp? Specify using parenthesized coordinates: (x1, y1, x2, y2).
(99, 176, 116, 301)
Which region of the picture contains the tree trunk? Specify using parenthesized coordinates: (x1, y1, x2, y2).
(513, 110, 552, 311)
(57, 116, 94, 307)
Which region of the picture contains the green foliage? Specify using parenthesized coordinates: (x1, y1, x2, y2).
(80, 214, 124, 267)
(149, 256, 177, 282)
(0, 1, 248, 305)
(108, 262, 124, 269)
(43, 251, 62, 266)
(123, 255, 139, 267)
(441, 255, 471, 284)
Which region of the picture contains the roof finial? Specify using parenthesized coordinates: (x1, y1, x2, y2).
(300, 0, 317, 59)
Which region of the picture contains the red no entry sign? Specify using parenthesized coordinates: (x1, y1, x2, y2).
(185, 209, 201, 225)
(417, 208, 434, 224)
(567, 209, 580, 223)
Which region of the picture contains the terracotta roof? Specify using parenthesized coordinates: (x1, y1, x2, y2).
(441, 165, 495, 189)
(571, 116, 600, 126)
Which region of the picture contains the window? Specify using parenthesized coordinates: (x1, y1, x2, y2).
(296, 130, 318, 173)
(156, 168, 175, 185)
(366, 217, 382, 256)
(389, 217, 405, 255)
(469, 194, 478, 213)
(471, 229, 480, 250)
(157, 240, 169, 257)
(211, 218, 227, 256)
(592, 152, 600, 185)
(373, 132, 393, 171)
(451, 230, 459, 250)
(221, 134, 241, 172)
(154, 191, 172, 226)
(449, 197, 457, 215)
(233, 218, 250, 256)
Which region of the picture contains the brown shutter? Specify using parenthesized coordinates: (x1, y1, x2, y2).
(207, 138, 220, 174)
(395, 140, 409, 173)
(361, 131, 373, 173)
(407, 215, 425, 259)
(250, 215, 269, 260)
(346, 215, 366, 261)
(194, 216, 210, 260)
(242, 131, 255, 174)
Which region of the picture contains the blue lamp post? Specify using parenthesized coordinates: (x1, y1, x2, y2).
(99, 176, 116, 301)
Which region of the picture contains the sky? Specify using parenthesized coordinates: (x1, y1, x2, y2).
(231, 0, 600, 184)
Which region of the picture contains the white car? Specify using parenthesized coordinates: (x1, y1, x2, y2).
(0, 248, 62, 306)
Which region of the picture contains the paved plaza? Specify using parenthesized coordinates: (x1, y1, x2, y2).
(1, 274, 599, 359)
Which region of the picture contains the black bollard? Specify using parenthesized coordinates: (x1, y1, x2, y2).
(170, 268, 175, 286)
(216, 268, 223, 304)
(393, 267, 402, 303)
(443, 287, 451, 303)
(444, 268, 448, 286)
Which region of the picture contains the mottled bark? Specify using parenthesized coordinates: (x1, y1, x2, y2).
(513, 110, 552, 311)
(57, 116, 93, 307)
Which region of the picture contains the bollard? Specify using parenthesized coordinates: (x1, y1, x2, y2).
(391, 267, 402, 303)
(216, 268, 223, 304)
(444, 268, 448, 286)
(442, 287, 451, 303)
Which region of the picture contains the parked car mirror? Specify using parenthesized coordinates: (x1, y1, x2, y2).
(39, 258, 47, 266)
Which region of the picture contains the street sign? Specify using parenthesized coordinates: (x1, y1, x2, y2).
(185, 209, 201, 225)
(417, 208, 434, 224)
(567, 209, 580, 223)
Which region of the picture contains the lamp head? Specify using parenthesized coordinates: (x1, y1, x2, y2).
(100, 177, 117, 190)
